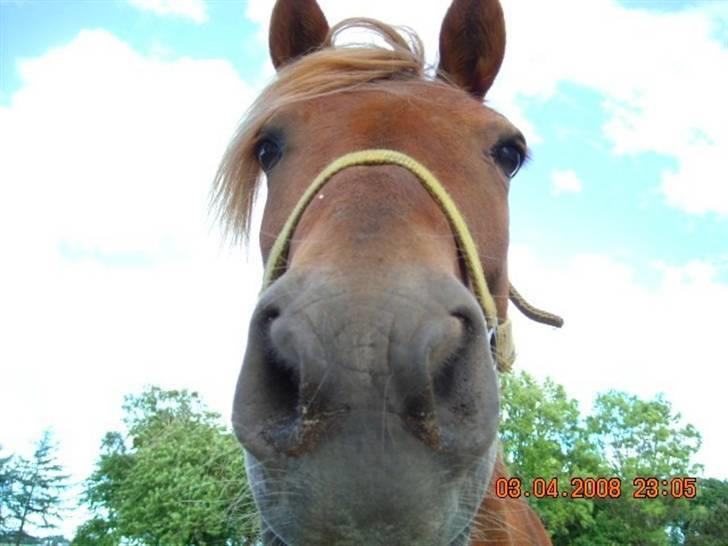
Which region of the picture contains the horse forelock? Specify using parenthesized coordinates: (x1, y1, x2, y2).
(211, 17, 448, 243)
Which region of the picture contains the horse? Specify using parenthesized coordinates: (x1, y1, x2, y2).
(214, 0, 561, 544)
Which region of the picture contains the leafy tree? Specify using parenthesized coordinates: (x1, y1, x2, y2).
(1, 432, 69, 546)
(582, 392, 702, 546)
(586, 392, 702, 479)
(75, 386, 258, 546)
(500, 373, 704, 546)
(500, 371, 602, 543)
(70, 517, 117, 546)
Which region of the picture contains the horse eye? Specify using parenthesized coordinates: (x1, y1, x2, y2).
(492, 143, 524, 178)
(256, 138, 282, 172)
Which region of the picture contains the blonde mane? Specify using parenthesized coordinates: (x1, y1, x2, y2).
(212, 18, 436, 241)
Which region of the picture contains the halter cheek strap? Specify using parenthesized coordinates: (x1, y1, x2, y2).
(261, 149, 561, 372)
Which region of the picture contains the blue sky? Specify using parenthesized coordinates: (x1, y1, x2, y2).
(0, 0, 263, 104)
(512, 82, 726, 275)
(1, 0, 727, 539)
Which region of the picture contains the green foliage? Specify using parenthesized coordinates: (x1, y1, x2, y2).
(70, 517, 117, 546)
(586, 392, 702, 478)
(75, 386, 258, 546)
(69, 379, 717, 545)
(672, 478, 728, 546)
(500, 372, 706, 546)
(0, 433, 69, 546)
(582, 392, 702, 546)
(500, 372, 600, 541)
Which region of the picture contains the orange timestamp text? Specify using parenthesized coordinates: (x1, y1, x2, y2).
(494, 476, 698, 500)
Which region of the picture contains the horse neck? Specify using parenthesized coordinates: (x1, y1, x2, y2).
(470, 452, 553, 546)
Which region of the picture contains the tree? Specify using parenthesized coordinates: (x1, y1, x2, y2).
(76, 386, 258, 546)
(70, 517, 117, 546)
(499, 372, 602, 544)
(1, 432, 69, 546)
(582, 392, 702, 546)
(586, 392, 702, 479)
(499, 373, 704, 546)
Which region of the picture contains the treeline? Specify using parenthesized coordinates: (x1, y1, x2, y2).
(2, 377, 726, 545)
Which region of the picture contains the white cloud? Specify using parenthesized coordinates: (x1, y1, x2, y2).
(128, 0, 208, 23)
(497, 0, 728, 216)
(551, 169, 583, 195)
(0, 29, 259, 534)
(246, 0, 728, 215)
(660, 142, 728, 215)
(509, 246, 728, 479)
(0, 29, 251, 258)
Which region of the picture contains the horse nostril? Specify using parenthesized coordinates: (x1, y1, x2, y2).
(396, 313, 468, 448)
(262, 314, 300, 421)
(433, 356, 457, 400)
(245, 304, 343, 456)
(263, 306, 280, 323)
(233, 305, 302, 452)
(431, 314, 468, 400)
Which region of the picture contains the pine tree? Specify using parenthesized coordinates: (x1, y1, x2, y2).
(0, 444, 17, 535)
(3, 432, 69, 545)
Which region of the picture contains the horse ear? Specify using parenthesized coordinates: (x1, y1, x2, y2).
(269, 0, 330, 69)
(437, 0, 506, 99)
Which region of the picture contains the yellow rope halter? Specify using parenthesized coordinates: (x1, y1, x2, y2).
(261, 149, 562, 372)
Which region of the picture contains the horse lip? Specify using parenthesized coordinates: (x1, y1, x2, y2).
(245, 430, 495, 546)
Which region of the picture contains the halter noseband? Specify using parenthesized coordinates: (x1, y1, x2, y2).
(261, 149, 562, 372)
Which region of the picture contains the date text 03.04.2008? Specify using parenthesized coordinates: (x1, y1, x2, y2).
(494, 477, 698, 500)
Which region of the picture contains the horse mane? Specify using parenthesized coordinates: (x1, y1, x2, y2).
(212, 17, 437, 242)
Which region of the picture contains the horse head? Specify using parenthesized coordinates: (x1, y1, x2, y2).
(215, 1, 556, 544)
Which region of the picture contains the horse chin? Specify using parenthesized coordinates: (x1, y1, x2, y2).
(244, 415, 498, 546)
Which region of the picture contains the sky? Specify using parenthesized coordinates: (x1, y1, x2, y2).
(1, 0, 727, 539)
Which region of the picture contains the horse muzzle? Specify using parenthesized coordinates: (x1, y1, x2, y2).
(232, 267, 499, 545)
